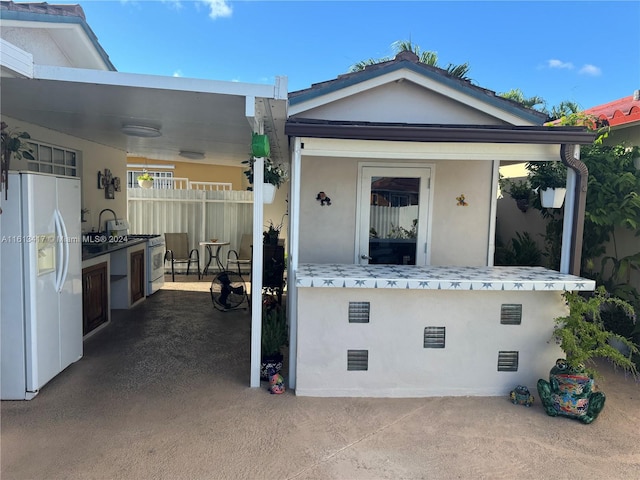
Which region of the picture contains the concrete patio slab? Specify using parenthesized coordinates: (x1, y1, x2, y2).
(2, 279, 639, 479)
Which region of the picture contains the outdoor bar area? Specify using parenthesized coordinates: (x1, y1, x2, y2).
(294, 264, 596, 397)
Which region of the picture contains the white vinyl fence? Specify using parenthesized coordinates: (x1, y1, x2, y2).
(127, 188, 254, 271)
(370, 205, 419, 238)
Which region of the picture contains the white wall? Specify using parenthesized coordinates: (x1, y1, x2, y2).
(298, 156, 493, 266)
(2, 116, 127, 232)
(296, 288, 565, 397)
(2, 27, 74, 68)
(298, 81, 509, 125)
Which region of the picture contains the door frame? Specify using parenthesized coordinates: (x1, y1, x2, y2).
(355, 161, 435, 265)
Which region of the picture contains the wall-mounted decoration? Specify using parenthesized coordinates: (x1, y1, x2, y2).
(316, 191, 331, 206)
(98, 168, 118, 199)
(456, 194, 468, 206)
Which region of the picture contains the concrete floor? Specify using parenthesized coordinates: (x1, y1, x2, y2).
(2, 276, 640, 479)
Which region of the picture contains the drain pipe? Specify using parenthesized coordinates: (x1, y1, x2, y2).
(560, 144, 588, 276)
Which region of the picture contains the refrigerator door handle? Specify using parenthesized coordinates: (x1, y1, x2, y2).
(55, 208, 70, 292)
(54, 209, 64, 291)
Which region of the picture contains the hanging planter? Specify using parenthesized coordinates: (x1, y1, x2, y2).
(263, 183, 276, 204)
(251, 133, 270, 158)
(138, 179, 153, 189)
(540, 187, 566, 208)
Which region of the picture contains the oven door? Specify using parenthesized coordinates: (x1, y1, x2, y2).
(148, 243, 165, 295)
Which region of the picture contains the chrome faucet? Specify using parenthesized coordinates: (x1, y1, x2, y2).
(97, 208, 117, 234)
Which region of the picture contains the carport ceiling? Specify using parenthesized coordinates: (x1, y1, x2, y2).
(0, 76, 287, 167)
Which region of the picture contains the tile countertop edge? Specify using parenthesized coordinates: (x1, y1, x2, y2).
(294, 264, 596, 291)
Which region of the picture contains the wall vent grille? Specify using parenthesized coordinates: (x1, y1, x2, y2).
(349, 302, 370, 323)
(497, 351, 519, 372)
(501, 304, 522, 325)
(347, 350, 369, 371)
(424, 327, 446, 348)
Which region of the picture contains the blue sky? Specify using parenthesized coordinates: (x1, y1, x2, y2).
(78, 1, 639, 111)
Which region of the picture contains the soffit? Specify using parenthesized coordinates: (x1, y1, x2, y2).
(1, 73, 287, 167)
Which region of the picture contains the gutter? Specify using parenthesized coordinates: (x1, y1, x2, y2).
(560, 144, 588, 276)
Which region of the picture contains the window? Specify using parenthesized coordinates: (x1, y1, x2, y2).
(127, 170, 174, 189)
(26, 141, 78, 177)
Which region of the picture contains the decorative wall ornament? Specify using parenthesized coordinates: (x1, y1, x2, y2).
(456, 194, 468, 206)
(98, 168, 120, 199)
(316, 191, 331, 206)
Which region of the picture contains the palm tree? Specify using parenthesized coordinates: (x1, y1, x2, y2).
(548, 101, 581, 121)
(499, 88, 547, 112)
(349, 40, 471, 81)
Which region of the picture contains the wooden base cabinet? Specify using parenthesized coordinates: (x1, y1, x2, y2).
(82, 261, 109, 336)
(130, 249, 145, 304)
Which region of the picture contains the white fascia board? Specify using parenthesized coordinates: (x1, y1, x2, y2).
(33, 64, 282, 99)
(0, 38, 34, 78)
(299, 137, 559, 162)
(289, 68, 537, 126)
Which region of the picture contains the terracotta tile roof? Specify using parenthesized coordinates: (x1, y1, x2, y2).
(0, 1, 86, 20)
(583, 93, 640, 127)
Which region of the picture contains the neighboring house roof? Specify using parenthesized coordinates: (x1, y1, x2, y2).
(582, 93, 640, 128)
(289, 51, 548, 125)
(0, 1, 115, 71)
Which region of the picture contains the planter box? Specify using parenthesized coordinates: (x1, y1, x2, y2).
(263, 183, 276, 204)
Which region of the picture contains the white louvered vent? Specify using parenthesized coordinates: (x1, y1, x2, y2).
(349, 302, 370, 323)
(501, 304, 522, 325)
(347, 350, 369, 371)
(497, 351, 519, 372)
(424, 327, 446, 348)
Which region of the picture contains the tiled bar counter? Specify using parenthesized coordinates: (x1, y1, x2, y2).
(294, 264, 596, 397)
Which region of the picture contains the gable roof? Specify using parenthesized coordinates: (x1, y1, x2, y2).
(0, 1, 115, 71)
(289, 51, 548, 125)
(582, 93, 640, 128)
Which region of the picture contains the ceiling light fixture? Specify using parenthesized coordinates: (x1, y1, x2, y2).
(179, 150, 205, 160)
(121, 124, 162, 138)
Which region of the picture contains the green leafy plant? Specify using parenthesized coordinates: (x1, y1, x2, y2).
(502, 178, 532, 200)
(1, 121, 34, 200)
(261, 304, 288, 357)
(137, 170, 153, 181)
(494, 231, 542, 266)
(527, 161, 567, 190)
(553, 287, 638, 379)
(242, 157, 288, 189)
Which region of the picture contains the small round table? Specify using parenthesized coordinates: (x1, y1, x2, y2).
(199, 241, 230, 275)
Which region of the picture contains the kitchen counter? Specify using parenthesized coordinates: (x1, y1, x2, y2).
(295, 264, 595, 291)
(82, 238, 147, 261)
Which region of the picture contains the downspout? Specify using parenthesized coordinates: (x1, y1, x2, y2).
(560, 144, 588, 276)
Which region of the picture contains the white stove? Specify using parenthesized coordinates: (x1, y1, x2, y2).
(128, 234, 165, 296)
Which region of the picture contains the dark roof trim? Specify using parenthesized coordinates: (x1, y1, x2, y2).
(288, 59, 547, 125)
(285, 119, 596, 145)
(0, 2, 116, 71)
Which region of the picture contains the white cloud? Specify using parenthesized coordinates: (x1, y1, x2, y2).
(161, 0, 183, 11)
(547, 59, 574, 70)
(579, 64, 602, 76)
(173, 70, 183, 77)
(201, 0, 232, 19)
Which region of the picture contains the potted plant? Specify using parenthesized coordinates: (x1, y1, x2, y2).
(242, 156, 288, 204)
(260, 302, 288, 380)
(137, 170, 154, 189)
(502, 178, 532, 212)
(537, 287, 638, 423)
(1, 121, 34, 202)
(526, 161, 567, 208)
(263, 218, 283, 246)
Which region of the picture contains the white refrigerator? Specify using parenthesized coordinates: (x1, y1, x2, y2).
(1, 172, 83, 400)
